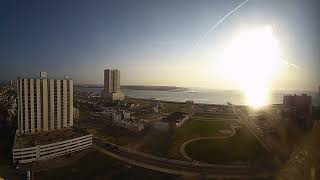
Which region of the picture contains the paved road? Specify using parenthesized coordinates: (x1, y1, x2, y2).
(93, 137, 274, 179)
(192, 117, 239, 121)
(232, 106, 272, 152)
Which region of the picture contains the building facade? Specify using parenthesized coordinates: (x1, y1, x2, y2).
(13, 134, 92, 164)
(17, 72, 73, 134)
(102, 68, 124, 101)
(282, 94, 313, 130)
(104, 69, 120, 93)
(283, 94, 312, 115)
(73, 107, 80, 120)
(154, 112, 189, 131)
(110, 111, 144, 132)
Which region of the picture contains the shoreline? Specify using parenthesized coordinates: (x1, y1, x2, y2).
(126, 97, 249, 107)
(75, 86, 319, 106)
(74, 85, 188, 92)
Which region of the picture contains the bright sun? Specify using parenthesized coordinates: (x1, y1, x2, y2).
(220, 26, 281, 107)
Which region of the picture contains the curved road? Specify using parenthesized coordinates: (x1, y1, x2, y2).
(191, 117, 239, 122)
(180, 123, 239, 161)
(93, 136, 274, 179)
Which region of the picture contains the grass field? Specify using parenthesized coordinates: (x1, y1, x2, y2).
(138, 120, 231, 158)
(162, 102, 193, 113)
(194, 112, 238, 119)
(184, 126, 271, 164)
(139, 113, 271, 165)
(126, 98, 154, 106)
(173, 120, 230, 138)
(34, 150, 177, 180)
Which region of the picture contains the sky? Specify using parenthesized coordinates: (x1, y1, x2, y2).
(1, 0, 319, 91)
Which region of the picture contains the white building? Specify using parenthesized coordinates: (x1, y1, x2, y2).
(176, 114, 189, 127)
(13, 134, 92, 164)
(101, 68, 124, 101)
(73, 107, 80, 120)
(154, 112, 189, 131)
(127, 122, 144, 132)
(112, 111, 130, 122)
(17, 72, 73, 134)
(111, 111, 144, 132)
(98, 106, 115, 118)
(122, 111, 130, 119)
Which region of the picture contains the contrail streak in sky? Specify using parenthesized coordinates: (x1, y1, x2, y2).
(192, 0, 250, 49)
(281, 59, 301, 70)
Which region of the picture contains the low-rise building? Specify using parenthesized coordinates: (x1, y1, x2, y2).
(112, 110, 130, 121)
(154, 112, 189, 131)
(110, 111, 144, 132)
(167, 112, 189, 127)
(73, 107, 80, 120)
(127, 122, 144, 132)
(12, 129, 92, 164)
(152, 102, 162, 113)
(96, 106, 117, 120)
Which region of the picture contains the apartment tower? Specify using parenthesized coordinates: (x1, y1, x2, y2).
(104, 69, 120, 93)
(102, 68, 124, 101)
(17, 72, 73, 134)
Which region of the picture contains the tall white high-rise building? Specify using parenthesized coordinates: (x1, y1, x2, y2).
(104, 69, 120, 93)
(17, 72, 73, 134)
(102, 68, 124, 101)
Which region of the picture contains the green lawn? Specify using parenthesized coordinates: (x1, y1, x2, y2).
(138, 131, 173, 157)
(184, 126, 270, 164)
(194, 112, 238, 119)
(190, 117, 237, 121)
(162, 102, 193, 113)
(126, 98, 153, 106)
(35, 150, 177, 180)
(173, 120, 229, 138)
(93, 127, 138, 146)
(139, 120, 231, 158)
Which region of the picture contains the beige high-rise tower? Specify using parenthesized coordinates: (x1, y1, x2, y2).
(17, 72, 73, 134)
(102, 68, 124, 101)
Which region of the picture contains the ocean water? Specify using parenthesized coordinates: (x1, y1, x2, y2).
(75, 87, 320, 106)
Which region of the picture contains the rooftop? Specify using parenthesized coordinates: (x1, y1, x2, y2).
(162, 112, 188, 123)
(18, 76, 72, 80)
(18, 72, 72, 80)
(14, 128, 89, 149)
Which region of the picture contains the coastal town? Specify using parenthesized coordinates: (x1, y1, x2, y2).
(2, 1, 320, 179)
(0, 68, 319, 180)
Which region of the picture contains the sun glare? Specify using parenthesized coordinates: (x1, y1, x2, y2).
(220, 26, 281, 107)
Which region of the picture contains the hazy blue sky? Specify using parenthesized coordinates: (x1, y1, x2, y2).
(1, 0, 319, 91)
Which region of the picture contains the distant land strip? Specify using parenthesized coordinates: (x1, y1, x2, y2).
(74, 84, 188, 92)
